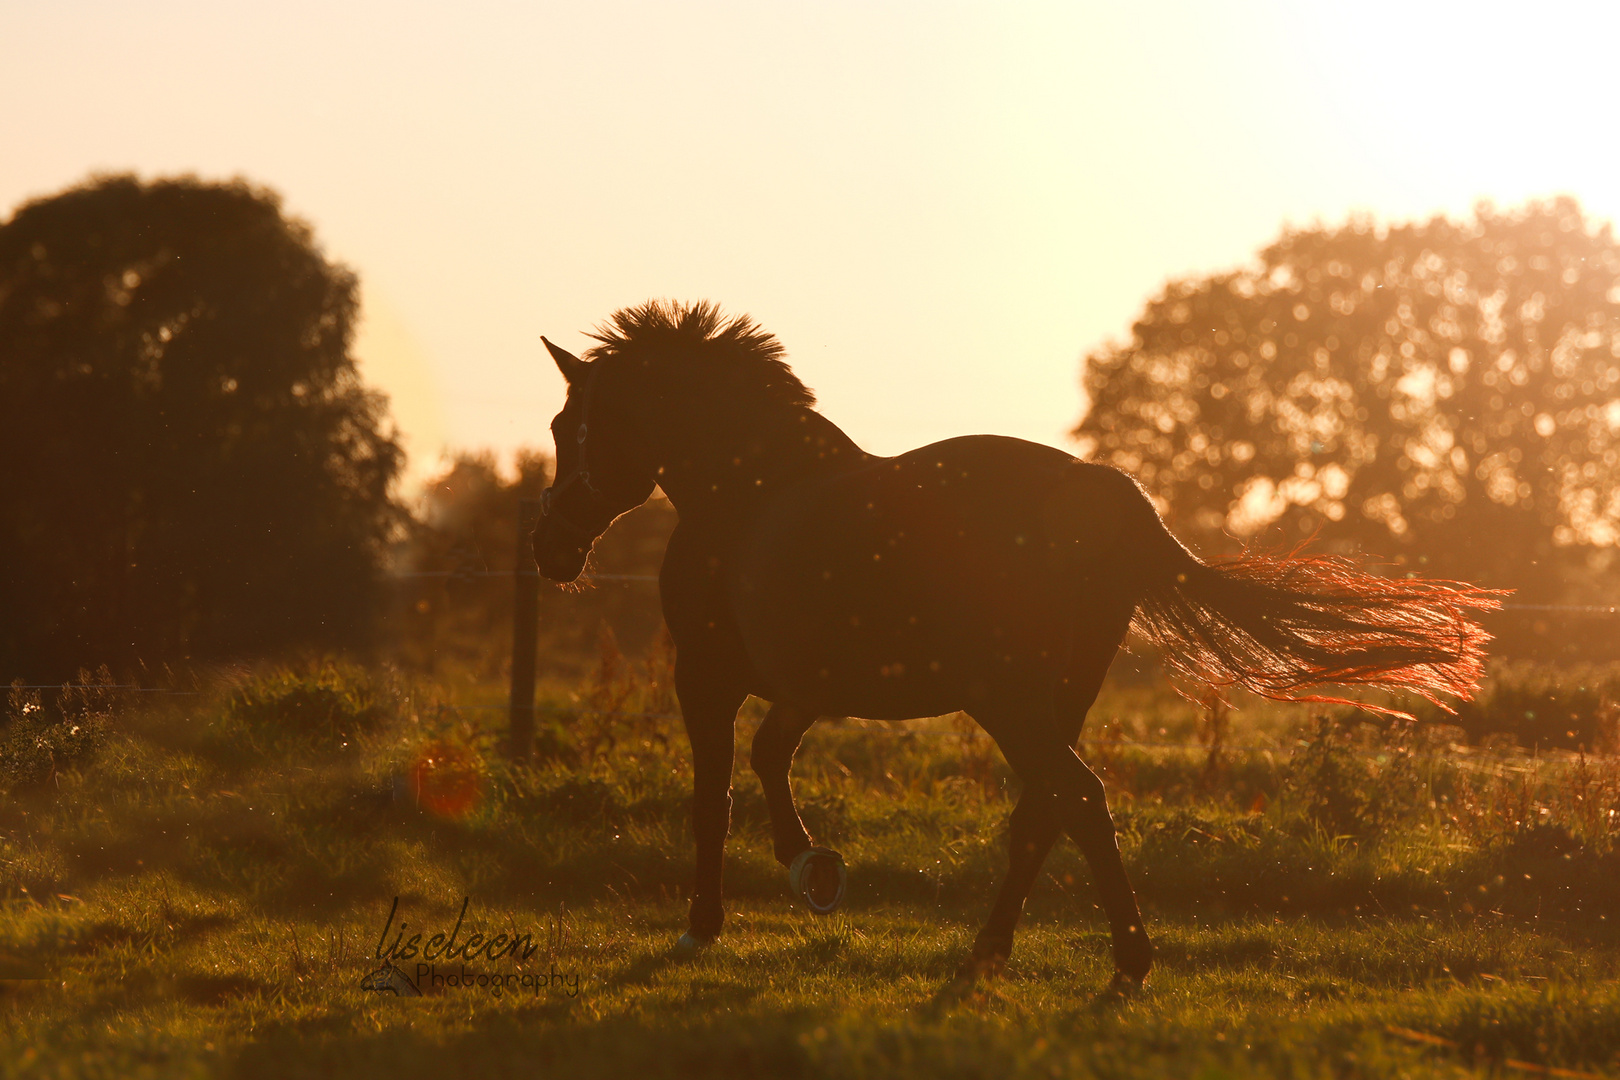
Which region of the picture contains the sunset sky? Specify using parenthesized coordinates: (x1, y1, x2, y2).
(6, 1, 1618, 491)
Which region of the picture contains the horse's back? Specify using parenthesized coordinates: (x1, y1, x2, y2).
(727, 436, 1168, 716)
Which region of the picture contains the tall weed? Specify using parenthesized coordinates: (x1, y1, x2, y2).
(0, 667, 121, 789)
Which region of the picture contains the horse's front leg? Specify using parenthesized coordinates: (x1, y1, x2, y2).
(750, 702, 818, 865)
(751, 702, 846, 912)
(676, 675, 747, 950)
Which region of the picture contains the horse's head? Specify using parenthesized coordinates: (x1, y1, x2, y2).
(532, 338, 656, 582)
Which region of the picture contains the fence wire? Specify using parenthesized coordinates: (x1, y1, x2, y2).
(394, 569, 1620, 612)
(13, 575, 1615, 763)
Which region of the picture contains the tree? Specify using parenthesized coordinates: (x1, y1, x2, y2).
(0, 175, 405, 680)
(1076, 198, 1620, 609)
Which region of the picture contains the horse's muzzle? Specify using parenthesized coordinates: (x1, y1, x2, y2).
(531, 517, 593, 583)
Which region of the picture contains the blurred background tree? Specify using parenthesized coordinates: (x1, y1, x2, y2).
(0, 175, 405, 681)
(1076, 198, 1620, 630)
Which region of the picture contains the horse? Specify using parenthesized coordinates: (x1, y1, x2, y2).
(530, 300, 1499, 992)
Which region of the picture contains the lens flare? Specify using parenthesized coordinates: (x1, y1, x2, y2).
(407, 740, 485, 820)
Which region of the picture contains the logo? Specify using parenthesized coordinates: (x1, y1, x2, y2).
(359, 897, 581, 999)
(360, 962, 421, 996)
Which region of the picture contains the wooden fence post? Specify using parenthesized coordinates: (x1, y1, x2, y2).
(508, 497, 542, 761)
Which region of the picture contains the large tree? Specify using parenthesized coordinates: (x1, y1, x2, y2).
(1076, 198, 1620, 607)
(0, 175, 405, 680)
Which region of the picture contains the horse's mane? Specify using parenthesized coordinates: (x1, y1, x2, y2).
(584, 300, 815, 409)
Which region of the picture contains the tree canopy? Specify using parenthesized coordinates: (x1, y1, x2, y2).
(1075, 198, 1620, 606)
(0, 175, 405, 680)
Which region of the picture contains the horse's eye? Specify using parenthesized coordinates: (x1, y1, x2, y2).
(576, 424, 588, 444)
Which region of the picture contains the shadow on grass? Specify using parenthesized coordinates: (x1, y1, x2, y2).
(234, 1011, 814, 1080)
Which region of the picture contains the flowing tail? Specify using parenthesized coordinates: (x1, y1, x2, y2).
(1130, 546, 1506, 716)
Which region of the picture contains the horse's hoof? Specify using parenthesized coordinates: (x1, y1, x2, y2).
(955, 929, 1013, 981)
(673, 932, 713, 955)
(1104, 968, 1145, 999)
(788, 847, 847, 914)
(953, 948, 1007, 982)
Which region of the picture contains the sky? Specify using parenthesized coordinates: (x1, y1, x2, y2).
(6, 0, 1619, 493)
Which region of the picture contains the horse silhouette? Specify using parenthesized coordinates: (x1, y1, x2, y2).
(532, 300, 1498, 992)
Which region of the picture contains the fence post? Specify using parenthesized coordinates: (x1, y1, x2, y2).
(508, 497, 542, 761)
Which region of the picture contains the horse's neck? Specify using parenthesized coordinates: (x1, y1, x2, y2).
(651, 405, 867, 522)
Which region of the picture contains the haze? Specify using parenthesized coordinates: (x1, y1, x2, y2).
(5, 0, 1616, 490)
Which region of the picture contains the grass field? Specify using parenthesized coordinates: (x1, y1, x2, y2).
(2, 656, 1618, 1078)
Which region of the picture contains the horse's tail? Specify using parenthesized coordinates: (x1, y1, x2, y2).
(1049, 461, 1507, 715)
(1130, 535, 1504, 715)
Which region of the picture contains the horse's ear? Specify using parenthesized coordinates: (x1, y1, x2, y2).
(542, 337, 586, 383)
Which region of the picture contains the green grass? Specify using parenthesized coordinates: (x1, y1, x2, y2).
(2, 660, 1618, 1078)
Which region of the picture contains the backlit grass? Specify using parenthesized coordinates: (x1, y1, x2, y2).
(1, 659, 1617, 1078)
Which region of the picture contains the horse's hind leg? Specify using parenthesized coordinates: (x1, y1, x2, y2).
(751, 702, 845, 912)
(985, 719, 1151, 988)
(963, 786, 1062, 976)
(966, 646, 1117, 977)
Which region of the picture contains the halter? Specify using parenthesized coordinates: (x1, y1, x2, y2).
(539, 363, 606, 544)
